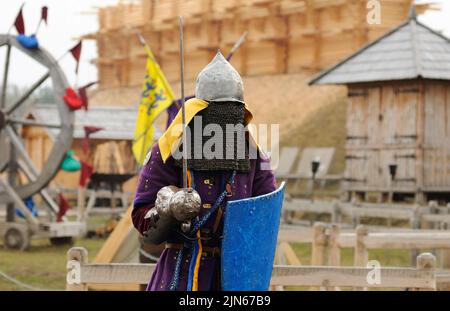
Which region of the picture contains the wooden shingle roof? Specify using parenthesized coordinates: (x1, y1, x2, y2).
(310, 16, 450, 85)
(30, 105, 163, 141)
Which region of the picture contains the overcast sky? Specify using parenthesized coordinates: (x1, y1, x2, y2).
(0, 0, 449, 88)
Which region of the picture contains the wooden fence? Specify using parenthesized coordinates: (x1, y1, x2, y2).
(66, 247, 436, 291)
(283, 199, 450, 229)
(290, 223, 450, 290)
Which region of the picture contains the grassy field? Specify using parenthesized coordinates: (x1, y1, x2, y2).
(0, 215, 108, 291)
(0, 238, 105, 291)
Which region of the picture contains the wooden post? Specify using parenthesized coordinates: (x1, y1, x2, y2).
(311, 222, 327, 290)
(311, 222, 328, 266)
(438, 205, 450, 275)
(66, 247, 88, 291)
(410, 204, 421, 266)
(326, 224, 341, 291)
(351, 200, 361, 227)
(429, 201, 439, 229)
(410, 204, 421, 229)
(414, 253, 436, 291)
(331, 201, 342, 224)
(354, 225, 368, 267)
(77, 187, 86, 222)
(426, 202, 439, 265)
(354, 225, 369, 291)
(329, 224, 341, 267)
(440, 249, 450, 270)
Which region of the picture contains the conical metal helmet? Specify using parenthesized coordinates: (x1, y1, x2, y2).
(195, 51, 244, 103)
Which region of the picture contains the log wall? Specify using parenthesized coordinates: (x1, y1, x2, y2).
(87, 0, 415, 90)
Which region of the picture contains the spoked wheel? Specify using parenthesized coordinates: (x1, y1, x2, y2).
(0, 34, 74, 218)
(4, 226, 30, 251)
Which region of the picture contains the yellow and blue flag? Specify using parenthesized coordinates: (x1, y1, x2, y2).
(132, 44, 175, 165)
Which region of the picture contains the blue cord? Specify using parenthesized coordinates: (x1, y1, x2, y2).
(168, 246, 185, 291)
(189, 171, 236, 235)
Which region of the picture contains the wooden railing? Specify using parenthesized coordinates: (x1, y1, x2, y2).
(283, 199, 450, 229)
(66, 247, 436, 291)
(281, 223, 450, 290)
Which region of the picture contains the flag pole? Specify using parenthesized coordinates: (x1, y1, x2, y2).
(35, 6, 48, 35)
(135, 30, 175, 99)
(35, 20, 42, 35)
(226, 31, 248, 61)
(134, 30, 160, 166)
(135, 31, 156, 63)
(179, 16, 188, 190)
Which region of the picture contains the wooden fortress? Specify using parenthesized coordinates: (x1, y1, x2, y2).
(311, 12, 450, 203)
(80, 0, 440, 203)
(85, 0, 419, 90)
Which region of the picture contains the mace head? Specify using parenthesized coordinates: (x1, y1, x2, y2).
(169, 188, 201, 222)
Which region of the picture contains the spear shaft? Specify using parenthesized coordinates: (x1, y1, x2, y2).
(179, 16, 188, 190)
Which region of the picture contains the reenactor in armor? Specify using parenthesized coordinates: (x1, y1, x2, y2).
(132, 52, 278, 291)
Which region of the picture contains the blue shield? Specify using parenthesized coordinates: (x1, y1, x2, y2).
(221, 182, 285, 291)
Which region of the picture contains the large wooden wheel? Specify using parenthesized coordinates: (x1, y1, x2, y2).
(0, 34, 74, 210)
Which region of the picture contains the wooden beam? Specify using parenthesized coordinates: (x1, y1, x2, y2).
(8, 117, 62, 129)
(5, 72, 50, 115)
(1, 44, 11, 109)
(66, 247, 436, 290)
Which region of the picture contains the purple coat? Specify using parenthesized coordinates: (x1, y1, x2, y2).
(132, 143, 276, 291)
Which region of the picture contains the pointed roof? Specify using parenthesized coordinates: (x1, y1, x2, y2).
(29, 105, 163, 141)
(310, 16, 450, 85)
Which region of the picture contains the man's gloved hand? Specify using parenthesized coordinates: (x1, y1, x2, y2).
(144, 208, 160, 229)
(142, 208, 176, 245)
(156, 186, 201, 222)
(141, 186, 201, 244)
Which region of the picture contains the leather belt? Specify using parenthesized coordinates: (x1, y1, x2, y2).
(166, 243, 221, 257)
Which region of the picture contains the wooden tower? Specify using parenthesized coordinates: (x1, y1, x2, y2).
(310, 12, 450, 203)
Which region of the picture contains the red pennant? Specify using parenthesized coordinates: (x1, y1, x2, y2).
(14, 6, 25, 35)
(41, 6, 48, 24)
(69, 41, 82, 73)
(84, 125, 103, 136)
(57, 193, 72, 222)
(82, 126, 103, 154)
(79, 161, 94, 187)
(78, 81, 97, 111)
(63, 87, 83, 110)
